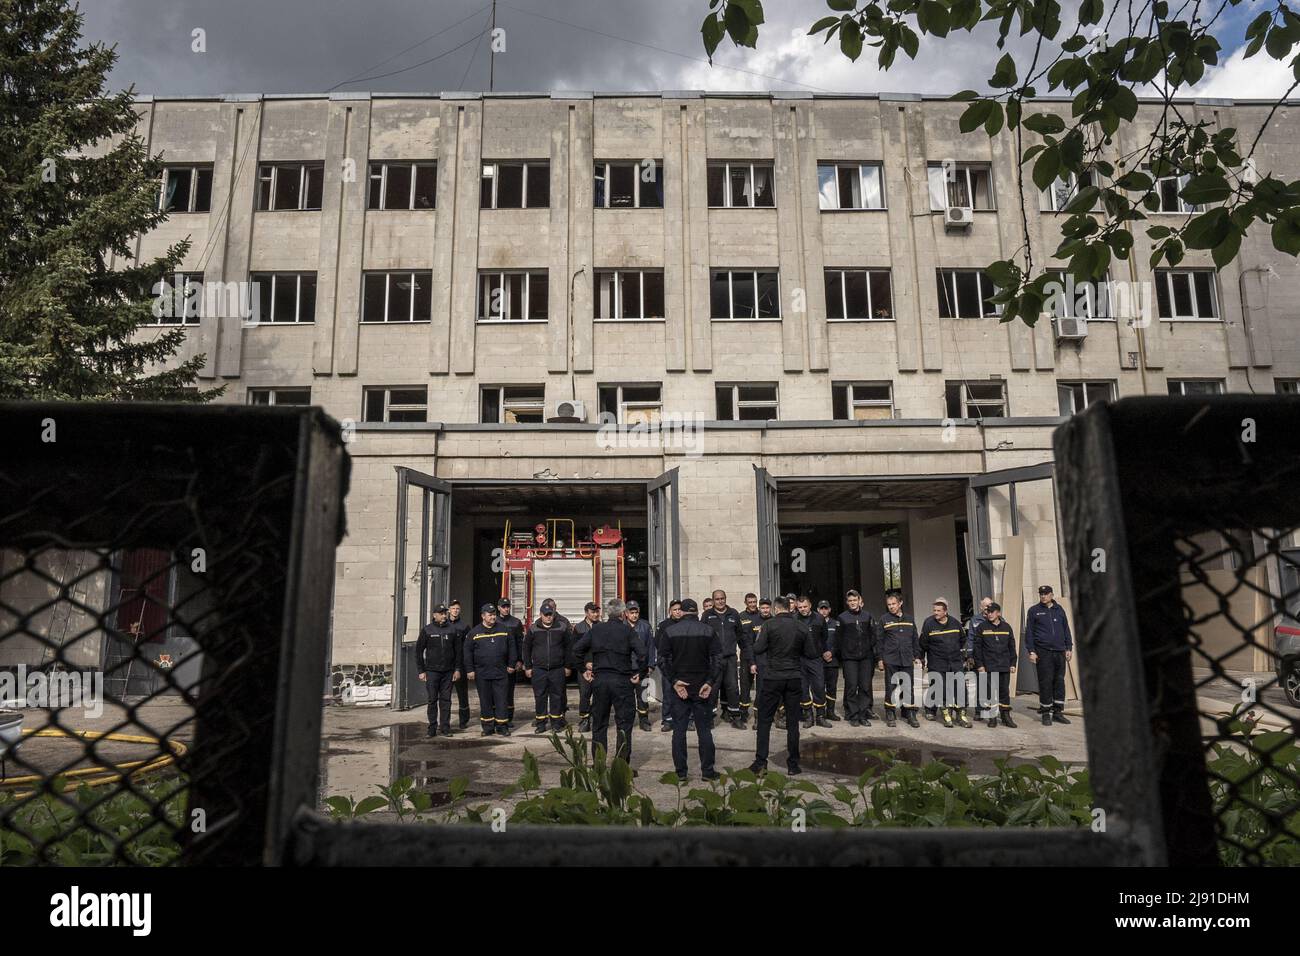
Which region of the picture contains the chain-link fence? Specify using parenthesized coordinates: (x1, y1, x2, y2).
(1056, 395, 1300, 866)
(0, 403, 347, 865)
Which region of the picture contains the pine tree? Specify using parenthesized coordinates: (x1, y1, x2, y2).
(0, 0, 218, 401)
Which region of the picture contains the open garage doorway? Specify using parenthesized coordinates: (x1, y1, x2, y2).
(756, 470, 974, 619)
(391, 469, 680, 708)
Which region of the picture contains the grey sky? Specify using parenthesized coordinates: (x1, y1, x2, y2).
(80, 0, 1283, 100)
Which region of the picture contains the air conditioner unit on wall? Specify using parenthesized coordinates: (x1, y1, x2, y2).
(944, 205, 974, 229)
(549, 399, 587, 422)
(1054, 316, 1088, 340)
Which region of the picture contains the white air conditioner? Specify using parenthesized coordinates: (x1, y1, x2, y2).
(944, 205, 974, 229)
(550, 399, 587, 422)
(1054, 316, 1089, 340)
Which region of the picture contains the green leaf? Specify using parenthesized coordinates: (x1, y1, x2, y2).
(354, 795, 389, 816)
(840, 18, 863, 60)
(1180, 173, 1231, 206)
(809, 15, 841, 34)
(1212, 229, 1242, 269)
(1266, 26, 1294, 61)
(725, 4, 758, 47)
(1079, 0, 1104, 26)
(959, 99, 993, 133)
(701, 15, 724, 59)
(1183, 207, 1232, 250)
(1033, 147, 1062, 191)
(1271, 211, 1300, 255)
(984, 101, 1004, 136)
(1023, 112, 1066, 134)
(919, 0, 950, 37)
(990, 52, 1018, 88)
(899, 25, 920, 59)
(827, 0, 857, 10)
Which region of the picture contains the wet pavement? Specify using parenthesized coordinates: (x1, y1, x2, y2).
(318, 693, 1091, 817)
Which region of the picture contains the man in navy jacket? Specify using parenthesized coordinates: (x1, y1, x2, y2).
(1024, 584, 1073, 726)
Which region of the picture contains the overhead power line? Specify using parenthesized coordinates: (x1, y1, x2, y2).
(324, 3, 491, 92)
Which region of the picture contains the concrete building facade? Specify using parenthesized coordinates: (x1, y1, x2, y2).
(106, 90, 1300, 688)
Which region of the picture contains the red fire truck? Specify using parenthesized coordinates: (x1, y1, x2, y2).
(499, 519, 625, 625)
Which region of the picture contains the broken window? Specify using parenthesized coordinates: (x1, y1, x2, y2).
(257, 163, 324, 211)
(160, 166, 213, 213)
(364, 386, 427, 423)
(1155, 269, 1218, 319)
(1167, 379, 1224, 397)
(832, 382, 894, 420)
(1040, 169, 1097, 212)
(361, 271, 434, 322)
(481, 162, 548, 208)
(594, 270, 666, 320)
(714, 384, 779, 421)
(480, 386, 545, 423)
(250, 272, 317, 323)
(597, 384, 663, 424)
(711, 270, 781, 319)
(817, 163, 885, 210)
(1057, 381, 1114, 416)
(927, 163, 995, 210)
(824, 269, 892, 320)
(593, 161, 663, 208)
(151, 272, 204, 326)
(935, 269, 999, 318)
(477, 271, 548, 321)
(367, 162, 436, 210)
(248, 388, 311, 406)
(706, 162, 776, 208)
(944, 381, 1007, 419)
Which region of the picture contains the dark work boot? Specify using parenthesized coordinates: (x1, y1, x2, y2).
(534, 720, 547, 735)
(885, 708, 897, 728)
(1052, 711, 1071, 724)
(427, 725, 437, 738)
(1041, 712, 1052, 726)
(815, 713, 830, 728)
(579, 717, 591, 733)
(639, 715, 652, 732)
(1001, 709, 1017, 729)
(987, 716, 998, 728)
(905, 710, 920, 729)
(825, 703, 841, 722)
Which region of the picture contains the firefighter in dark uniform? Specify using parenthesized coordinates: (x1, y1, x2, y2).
(744, 597, 771, 731)
(416, 604, 462, 737)
(817, 600, 842, 721)
(973, 601, 1018, 728)
(795, 596, 830, 728)
(572, 599, 647, 763)
(523, 599, 572, 734)
(464, 604, 517, 736)
(495, 598, 524, 728)
(878, 591, 922, 728)
(447, 600, 472, 729)
(571, 601, 601, 732)
(658, 598, 724, 782)
(835, 589, 879, 727)
(750, 596, 819, 776)
(625, 601, 656, 731)
(920, 598, 971, 728)
(655, 600, 685, 732)
(1025, 584, 1073, 726)
(702, 590, 751, 729)
(737, 593, 762, 726)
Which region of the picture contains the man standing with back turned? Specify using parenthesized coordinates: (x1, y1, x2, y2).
(572, 599, 647, 763)
(750, 596, 819, 776)
(657, 598, 724, 783)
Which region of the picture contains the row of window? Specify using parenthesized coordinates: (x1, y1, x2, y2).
(161, 159, 1206, 216)
(248, 378, 1297, 422)
(153, 266, 1223, 325)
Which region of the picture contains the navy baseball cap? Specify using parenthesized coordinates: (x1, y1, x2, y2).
(627, 600, 640, 611)
(680, 598, 699, 613)
(584, 601, 599, 612)
(432, 604, 448, 614)
(497, 597, 511, 608)
(817, 600, 831, 610)
(540, 600, 556, 614)
(479, 603, 497, 615)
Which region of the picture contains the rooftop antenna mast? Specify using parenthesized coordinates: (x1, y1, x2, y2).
(489, 0, 496, 92)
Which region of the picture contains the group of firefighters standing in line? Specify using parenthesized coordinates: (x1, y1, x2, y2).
(416, 584, 1074, 781)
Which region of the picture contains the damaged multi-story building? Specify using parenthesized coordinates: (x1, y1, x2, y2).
(4, 90, 1298, 702)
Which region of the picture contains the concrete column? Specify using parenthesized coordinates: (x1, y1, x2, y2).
(902, 102, 945, 371)
(991, 122, 1039, 371)
(557, 96, 593, 375)
(313, 94, 370, 378)
(214, 96, 263, 379)
(429, 99, 461, 375)
(678, 95, 712, 372)
(448, 97, 483, 375)
(879, 99, 921, 372)
(905, 512, 961, 613)
(772, 98, 813, 372)
(662, 99, 689, 372)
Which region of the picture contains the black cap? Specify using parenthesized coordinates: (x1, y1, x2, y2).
(1038, 585, 1054, 594)
(584, 601, 599, 612)
(432, 604, 448, 614)
(759, 597, 771, 605)
(497, 597, 511, 608)
(846, 588, 861, 598)
(479, 603, 497, 616)
(817, 600, 831, 610)
(626, 600, 640, 611)
(680, 598, 699, 612)
(987, 602, 1002, 612)
(540, 600, 556, 614)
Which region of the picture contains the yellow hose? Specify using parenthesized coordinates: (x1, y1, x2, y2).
(0, 728, 187, 799)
